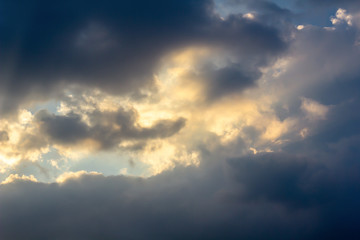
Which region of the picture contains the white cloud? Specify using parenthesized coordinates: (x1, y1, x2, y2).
(331, 8, 353, 26)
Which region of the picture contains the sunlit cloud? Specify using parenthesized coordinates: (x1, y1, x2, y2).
(56, 170, 102, 184)
(1, 174, 38, 185)
(331, 8, 353, 26)
(1, 1, 360, 238)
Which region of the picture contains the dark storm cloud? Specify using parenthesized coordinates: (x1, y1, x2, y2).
(35, 108, 186, 149)
(3, 92, 360, 239)
(228, 153, 311, 208)
(2, 1, 360, 239)
(4, 93, 360, 239)
(1, 135, 360, 240)
(0, 0, 287, 113)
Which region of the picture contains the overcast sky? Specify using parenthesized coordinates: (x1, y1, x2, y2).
(1, 0, 360, 239)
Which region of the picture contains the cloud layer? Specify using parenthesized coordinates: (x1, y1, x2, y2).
(0, 0, 286, 113)
(1, 0, 360, 239)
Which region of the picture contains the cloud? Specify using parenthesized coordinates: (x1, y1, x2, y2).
(56, 170, 101, 184)
(0, 0, 287, 114)
(1, 2, 360, 239)
(35, 108, 186, 150)
(36, 110, 90, 145)
(300, 97, 329, 120)
(1, 135, 360, 239)
(0, 110, 49, 172)
(1, 174, 37, 184)
(331, 8, 353, 26)
(205, 65, 260, 99)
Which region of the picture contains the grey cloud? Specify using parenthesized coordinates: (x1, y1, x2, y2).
(1, 136, 360, 239)
(1, 1, 360, 239)
(35, 108, 186, 149)
(228, 153, 319, 208)
(206, 66, 260, 99)
(36, 110, 89, 145)
(0, 0, 287, 113)
(138, 119, 187, 139)
(2, 85, 360, 239)
(268, 23, 360, 122)
(283, 98, 360, 155)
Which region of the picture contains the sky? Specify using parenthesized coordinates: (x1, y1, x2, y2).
(0, 0, 360, 239)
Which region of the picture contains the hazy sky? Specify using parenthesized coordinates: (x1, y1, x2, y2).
(1, 0, 360, 239)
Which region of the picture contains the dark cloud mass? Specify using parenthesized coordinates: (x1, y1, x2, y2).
(36, 108, 186, 149)
(1, 0, 360, 239)
(0, 0, 286, 113)
(207, 66, 260, 98)
(1, 140, 360, 239)
(3, 98, 360, 239)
